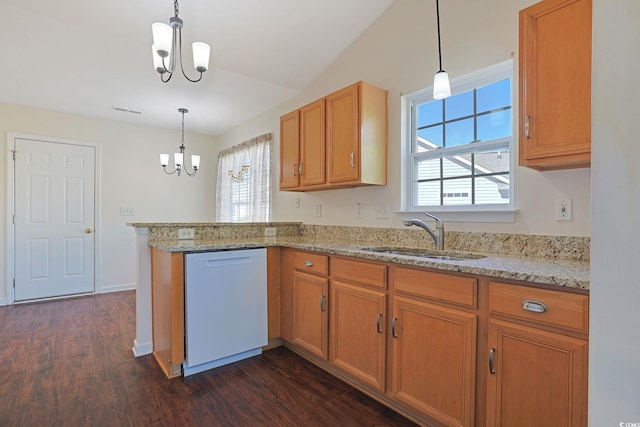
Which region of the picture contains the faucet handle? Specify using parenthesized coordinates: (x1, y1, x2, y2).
(423, 212, 443, 227)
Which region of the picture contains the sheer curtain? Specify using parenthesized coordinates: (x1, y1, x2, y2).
(216, 133, 271, 222)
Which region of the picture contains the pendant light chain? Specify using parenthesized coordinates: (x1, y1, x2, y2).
(181, 108, 186, 144)
(174, 0, 179, 18)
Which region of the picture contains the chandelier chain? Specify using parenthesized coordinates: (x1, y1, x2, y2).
(174, 0, 179, 18)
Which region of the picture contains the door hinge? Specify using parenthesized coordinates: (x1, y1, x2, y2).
(13, 214, 16, 224)
(13, 278, 15, 288)
(12, 150, 16, 160)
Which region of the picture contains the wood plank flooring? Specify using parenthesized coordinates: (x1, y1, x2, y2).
(0, 291, 416, 427)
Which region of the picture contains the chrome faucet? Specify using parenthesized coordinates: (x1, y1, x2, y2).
(404, 212, 445, 250)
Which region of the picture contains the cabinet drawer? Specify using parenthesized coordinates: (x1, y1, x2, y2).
(489, 282, 589, 334)
(393, 267, 477, 308)
(332, 257, 387, 289)
(293, 251, 328, 276)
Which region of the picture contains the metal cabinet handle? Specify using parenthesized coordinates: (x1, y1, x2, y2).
(525, 115, 531, 139)
(391, 317, 398, 338)
(320, 295, 326, 312)
(350, 152, 356, 168)
(489, 348, 496, 375)
(522, 300, 548, 313)
(293, 164, 297, 176)
(304, 260, 313, 267)
(376, 313, 383, 334)
(299, 163, 303, 176)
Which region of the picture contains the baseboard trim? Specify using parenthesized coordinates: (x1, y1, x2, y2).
(99, 283, 136, 294)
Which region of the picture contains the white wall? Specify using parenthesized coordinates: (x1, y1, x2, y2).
(590, 0, 640, 423)
(1, 103, 217, 303)
(216, 0, 591, 237)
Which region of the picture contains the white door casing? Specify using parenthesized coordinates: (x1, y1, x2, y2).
(13, 137, 96, 301)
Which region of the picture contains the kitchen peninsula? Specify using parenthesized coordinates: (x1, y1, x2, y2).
(130, 222, 590, 426)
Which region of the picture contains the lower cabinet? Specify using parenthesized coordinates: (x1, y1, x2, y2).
(280, 252, 589, 427)
(292, 270, 328, 360)
(329, 280, 387, 391)
(390, 296, 477, 427)
(486, 319, 588, 427)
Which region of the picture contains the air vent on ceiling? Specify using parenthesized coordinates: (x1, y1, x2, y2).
(111, 106, 142, 115)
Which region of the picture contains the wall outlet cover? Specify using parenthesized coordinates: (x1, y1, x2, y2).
(178, 228, 195, 239)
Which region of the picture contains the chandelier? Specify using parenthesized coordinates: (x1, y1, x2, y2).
(160, 108, 200, 177)
(433, 0, 451, 99)
(151, 0, 211, 83)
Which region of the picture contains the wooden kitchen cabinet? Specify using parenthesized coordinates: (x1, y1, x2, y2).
(390, 295, 477, 427)
(279, 110, 300, 189)
(330, 258, 388, 392)
(150, 247, 185, 379)
(290, 252, 329, 359)
(279, 81, 387, 191)
(487, 282, 589, 426)
(519, 0, 592, 170)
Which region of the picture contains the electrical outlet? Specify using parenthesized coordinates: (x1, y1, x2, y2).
(120, 207, 135, 216)
(555, 199, 572, 221)
(315, 203, 322, 218)
(264, 227, 276, 237)
(178, 228, 195, 239)
(295, 197, 301, 208)
(356, 203, 364, 218)
(376, 202, 390, 219)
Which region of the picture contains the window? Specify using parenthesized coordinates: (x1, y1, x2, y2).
(404, 60, 514, 214)
(216, 133, 271, 222)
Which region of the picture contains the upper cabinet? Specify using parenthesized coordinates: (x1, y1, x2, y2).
(518, 0, 592, 170)
(279, 81, 388, 191)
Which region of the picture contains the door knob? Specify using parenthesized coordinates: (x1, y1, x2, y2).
(85, 228, 93, 234)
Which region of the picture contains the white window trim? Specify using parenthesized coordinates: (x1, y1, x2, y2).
(400, 59, 516, 223)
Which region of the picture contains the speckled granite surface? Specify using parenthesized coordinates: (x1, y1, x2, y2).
(133, 222, 590, 290)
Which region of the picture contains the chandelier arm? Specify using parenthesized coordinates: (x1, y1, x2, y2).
(175, 27, 204, 83)
(162, 166, 179, 175)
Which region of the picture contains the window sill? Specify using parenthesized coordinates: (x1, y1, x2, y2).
(398, 209, 518, 223)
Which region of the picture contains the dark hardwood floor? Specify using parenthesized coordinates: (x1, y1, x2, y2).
(0, 291, 417, 427)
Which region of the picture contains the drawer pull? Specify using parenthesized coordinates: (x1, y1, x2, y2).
(304, 260, 313, 267)
(320, 295, 326, 312)
(376, 313, 383, 334)
(489, 348, 496, 375)
(525, 115, 531, 139)
(522, 300, 548, 313)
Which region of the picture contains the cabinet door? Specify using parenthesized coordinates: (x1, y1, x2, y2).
(519, 0, 592, 169)
(326, 83, 360, 184)
(390, 296, 477, 427)
(487, 319, 588, 427)
(279, 110, 300, 189)
(329, 281, 387, 391)
(292, 270, 328, 359)
(300, 99, 326, 187)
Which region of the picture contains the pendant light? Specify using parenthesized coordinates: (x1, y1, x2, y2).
(433, 0, 451, 100)
(160, 108, 200, 177)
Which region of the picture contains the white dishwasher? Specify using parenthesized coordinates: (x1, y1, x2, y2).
(183, 248, 267, 377)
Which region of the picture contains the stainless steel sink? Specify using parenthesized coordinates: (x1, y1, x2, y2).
(362, 247, 485, 261)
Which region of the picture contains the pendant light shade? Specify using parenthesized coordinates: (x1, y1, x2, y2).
(433, 0, 451, 100)
(433, 71, 451, 100)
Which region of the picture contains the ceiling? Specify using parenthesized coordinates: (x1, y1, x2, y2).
(0, 0, 393, 136)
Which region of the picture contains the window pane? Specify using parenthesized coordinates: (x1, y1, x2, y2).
(443, 152, 473, 179)
(416, 180, 441, 206)
(474, 146, 510, 175)
(477, 78, 510, 113)
(477, 110, 511, 141)
(445, 118, 474, 147)
(416, 157, 440, 181)
(417, 125, 443, 151)
(445, 91, 473, 121)
(475, 173, 510, 204)
(417, 100, 442, 127)
(442, 178, 472, 206)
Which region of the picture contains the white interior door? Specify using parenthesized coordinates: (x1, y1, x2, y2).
(14, 138, 96, 302)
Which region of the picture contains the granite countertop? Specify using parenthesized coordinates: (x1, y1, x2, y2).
(148, 236, 590, 290)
